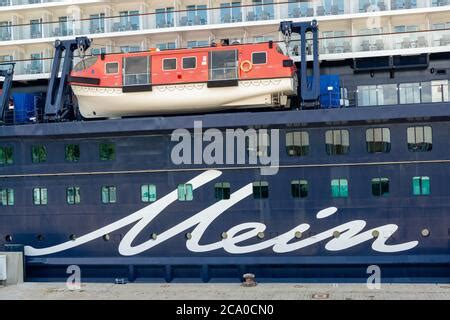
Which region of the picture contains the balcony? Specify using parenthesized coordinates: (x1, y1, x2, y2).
(0, 0, 60, 6)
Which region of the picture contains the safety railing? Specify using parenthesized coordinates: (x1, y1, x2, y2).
(1, 1, 449, 42)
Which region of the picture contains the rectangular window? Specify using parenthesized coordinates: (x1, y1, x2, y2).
(0, 188, 14, 206)
(209, 50, 238, 81)
(252, 52, 267, 64)
(412, 176, 430, 196)
(65, 144, 80, 162)
(331, 179, 348, 198)
(291, 180, 308, 198)
(326, 130, 350, 155)
(33, 187, 48, 205)
(106, 62, 119, 74)
(366, 128, 391, 153)
(141, 184, 157, 203)
(32, 145, 47, 163)
(407, 126, 432, 152)
(66, 187, 81, 205)
(182, 57, 197, 69)
(215, 182, 231, 200)
(123, 56, 150, 86)
(101, 186, 117, 204)
(253, 181, 269, 199)
(100, 143, 115, 161)
(163, 58, 177, 71)
(0, 146, 13, 165)
(178, 184, 194, 201)
(371, 178, 389, 197)
(286, 131, 309, 156)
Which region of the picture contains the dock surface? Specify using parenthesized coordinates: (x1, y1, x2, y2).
(1, 283, 450, 300)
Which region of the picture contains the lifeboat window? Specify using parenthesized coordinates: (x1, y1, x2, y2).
(182, 57, 197, 69)
(209, 50, 238, 81)
(123, 56, 150, 86)
(252, 52, 267, 65)
(105, 62, 119, 74)
(73, 56, 98, 72)
(163, 58, 177, 71)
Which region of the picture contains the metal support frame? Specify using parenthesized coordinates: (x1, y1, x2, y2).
(44, 37, 91, 121)
(0, 63, 15, 123)
(280, 20, 320, 107)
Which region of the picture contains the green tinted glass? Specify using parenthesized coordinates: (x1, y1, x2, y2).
(100, 143, 115, 161)
(32, 146, 47, 163)
(412, 177, 421, 195)
(66, 145, 80, 162)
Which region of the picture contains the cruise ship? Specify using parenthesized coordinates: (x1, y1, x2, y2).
(0, 0, 449, 283)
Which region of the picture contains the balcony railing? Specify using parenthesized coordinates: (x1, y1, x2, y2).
(0, 1, 449, 42)
(0, 0, 60, 6)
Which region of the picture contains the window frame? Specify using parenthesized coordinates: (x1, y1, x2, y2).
(177, 184, 194, 201)
(182, 56, 197, 70)
(0, 188, 14, 206)
(214, 182, 231, 200)
(251, 51, 267, 65)
(32, 145, 47, 163)
(291, 180, 308, 199)
(371, 177, 390, 197)
(66, 186, 81, 205)
(65, 144, 80, 163)
(253, 181, 269, 199)
(141, 184, 157, 203)
(325, 129, 350, 155)
(99, 143, 116, 161)
(105, 62, 119, 75)
(286, 131, 309, 156)
(366, 128, 391, 153)
(162, 57, 177, 71)
(407, 126, 432, 152)
(0, 146, 14, 165)
(331, 179, 349, 198)
(33, 187, 48, 205)
(101, 185, 117, 204)
(412, 176, 430, 196)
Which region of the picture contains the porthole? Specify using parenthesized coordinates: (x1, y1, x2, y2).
(103, 234, 110, 241)
(69, 234, 76, 241)
(5, 235, 12, 242)
(295, 231, 303, 239)
(333, 231, 341, 239)
(151, 233, 157, 240)
(37, 234, 44, 241)
(185, 233, 192, 240)
(221, 232, 228, 240)
(421, 229, 430, 237)
(257, 232, 265, 239)
(372, 230, 380, 238)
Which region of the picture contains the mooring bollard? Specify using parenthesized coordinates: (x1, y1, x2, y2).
(242, 273, 257, 287)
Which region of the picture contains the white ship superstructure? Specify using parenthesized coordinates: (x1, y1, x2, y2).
(0, 0, 449, 81)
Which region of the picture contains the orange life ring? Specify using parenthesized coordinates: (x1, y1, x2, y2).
(240, 60, 253, 73)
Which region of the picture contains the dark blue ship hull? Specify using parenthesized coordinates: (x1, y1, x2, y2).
(1, 105, 450, 283)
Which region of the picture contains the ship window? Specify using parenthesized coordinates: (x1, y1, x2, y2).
(65, 144, 80, 162)
(0, 188, 14, 206)
(105, 62, 119, 74)
(209, 50, 238, 81)
(32, 145, 47, 163)
(371, 178, 390, 197)
(141, 184, 157, 203)
(291, 180, 308, 198)
(182, 57, 197, 69)
(407, 126, 432, 152)
(286, 131, 309, 156)
(331, 179, 348, 198)
(252, 52, 267, 65)
(366, 128, 391, 153)
(123, 56, 150, 86)
(101, 186, 117, 204)
(66, 187, 81, 205)
(163, 58, 177, 71)
(73, 56, 98, 72)
(0, 146, 13, 165)
(100, 143, 115, 161)
(326, 130, 349, 155)
(253, 181, 269, 199)
(247, 131, 270, 157)
(178, 184, 193, 201)
(33, 188, 48, 205)
(215, 182, 231, 200)
(412, 176, 430, 196)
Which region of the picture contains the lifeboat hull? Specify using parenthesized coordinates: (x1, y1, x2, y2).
(73, 78, 296, 118)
